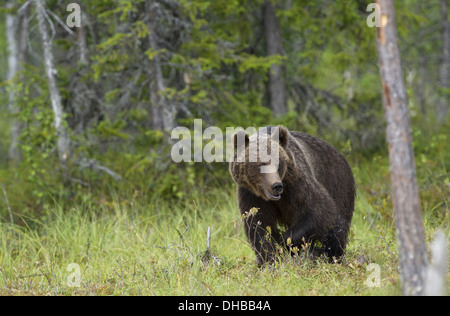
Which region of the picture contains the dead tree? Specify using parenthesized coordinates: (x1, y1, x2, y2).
(6, 1, 28, 163)
(36, 0, 70, 166)
(6, 2, 19, 163)
(375, 0, 428, 296)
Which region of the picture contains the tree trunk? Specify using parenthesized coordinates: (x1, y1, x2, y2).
(375, 0, 428, 296)
(6, 2, 21, 163)
(438, 0, 449, 122)
(146, 1, 175, 132)
(77, 11, 89, 65)
(264, 0, 287, 117)
(36, 0, 70, 165)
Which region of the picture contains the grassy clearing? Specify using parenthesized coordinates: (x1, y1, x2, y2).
(0, 187, 402, 296)
(0, 128, 448, 296)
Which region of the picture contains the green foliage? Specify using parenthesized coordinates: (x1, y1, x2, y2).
(4, 65, 63, 204)
(93, 118, 129, 140)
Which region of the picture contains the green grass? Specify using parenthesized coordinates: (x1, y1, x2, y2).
(0, 126, 448, 296)
(0, 186, 403, 296)
(0, 173, 427, 297)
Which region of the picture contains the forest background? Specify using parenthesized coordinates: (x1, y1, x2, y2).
(0, 0, 448, 295)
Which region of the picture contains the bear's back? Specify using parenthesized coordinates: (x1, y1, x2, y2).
(290, 130, 355, 219)
(258, 127, 354, 212)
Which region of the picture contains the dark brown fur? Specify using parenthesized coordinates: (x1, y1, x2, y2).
(229, 126, 355, 265)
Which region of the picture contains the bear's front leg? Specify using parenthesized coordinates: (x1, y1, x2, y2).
(238, 188, 282, 265)
(242, 209, 282, 265)
(282, 189, 337, 251)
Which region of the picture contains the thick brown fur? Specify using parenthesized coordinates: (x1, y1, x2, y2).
(229, 126, 355, 265)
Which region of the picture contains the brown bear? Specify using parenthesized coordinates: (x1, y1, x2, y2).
(229, 126, 355, 265)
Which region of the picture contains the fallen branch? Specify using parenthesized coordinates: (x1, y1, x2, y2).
(78, 157, 122, 181)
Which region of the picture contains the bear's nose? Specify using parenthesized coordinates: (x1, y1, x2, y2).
(272, 182, 283, 194)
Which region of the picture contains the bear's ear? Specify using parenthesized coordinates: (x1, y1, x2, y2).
(233, 130, 249, 150)
(273, 125, 289, 147)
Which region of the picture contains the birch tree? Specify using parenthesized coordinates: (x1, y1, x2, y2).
(35, 0, 70, 165)
(6, 2, 20, 163)
(6, 2, 29, 163)
(375, 0, 428, 296)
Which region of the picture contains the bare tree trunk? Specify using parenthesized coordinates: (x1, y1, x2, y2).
(264, 0, 287, 117)
(77, 11, 89, 65)
(438, 0, 449, 122)
(375, 0, 428, 296)
(70, 10, 92, 134)
(146, 1, 175, 131)
(6, 2, 21, 163)
(36, 0, 70, 165)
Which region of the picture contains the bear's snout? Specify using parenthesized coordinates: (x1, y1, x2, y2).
(272, 182, 283, 195)
(260, 172, 283, 200)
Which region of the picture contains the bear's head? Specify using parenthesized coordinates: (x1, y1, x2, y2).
(229, 126, 291, 201)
